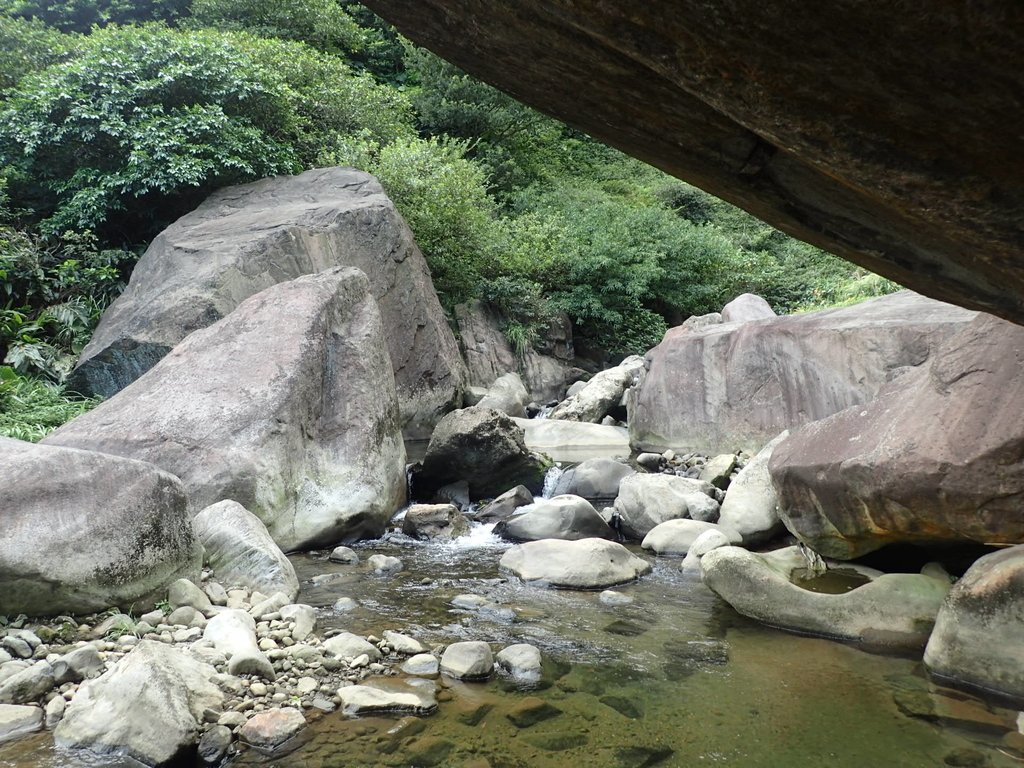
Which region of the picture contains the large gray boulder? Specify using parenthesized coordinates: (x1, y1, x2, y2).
(718, 431, 788, 546)
(701, 546, 951, 650)
(0, 438, 200, 617)
(68, 167, 465, 437)
(613, 473, 720, 540)
(401, 503, 470, 540)
(414, 407, 548, 500)
(47, 268, 407, 551)
(193, 500, 299, 600)
(494, 495, 615, 542)
(770, 313, 1024, 559)
(629, 291, 975, 455)
(513, 418, 630, 463)
(924, 545, 1024, 700)
(548, 356, 644, 423)
(54, 641, 223, 766)
(500, 538, 652, 589)
(551, 458, 634, 505)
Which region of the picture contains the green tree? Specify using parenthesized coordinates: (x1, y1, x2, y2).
(0, 23, 411, 243)
(0, 0, 188, 32)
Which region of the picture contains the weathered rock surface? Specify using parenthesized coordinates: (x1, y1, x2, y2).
(239, 708, 305, 751)
(361, 2, 1024, 326)
(194, 500, 299, 600)
(718, 431, 788, 546)
(614, 474, 720, 540)
(456, 300, 577, 403)
(500, 538, 652, 590)
(0, 662, 54, 704)
(680, 529, 733, 572)
(548, 356, 643, 423)
(401, 504, 470, 541)
(924, 545, 1024, 700)
(203, 610, 275, 680)
(513, 418, 629, 463)
(338, 681, 437, 715)
(552, 458, 634, 504)
(55, 641, 222, 766)
(494, 495, 614, 542)
(701, 547, 951, 649)
(440, 641, 494, 680)
(0, 704, 42, 743)
(720, 293, 776, 324)
(0, 438, 200, 617)
(629, 292, 975, 455)
(414, 408, 548, 500)
(473, 485, 533, 523)
(476, 372, 530, 418)
(48, 268, 408, 551)
(323, 633, 381, 662)
(641, 519, 741, 556)
(770, 314, 1024, 558)
(495, 644, 542, 684)
(69, 167, 464, 436)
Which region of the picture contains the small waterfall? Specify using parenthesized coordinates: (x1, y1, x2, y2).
(798, 542, 827, 577)
(541, 465, 565, 498)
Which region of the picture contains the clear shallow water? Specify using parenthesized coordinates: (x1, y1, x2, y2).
(2, 524, 1021, 768)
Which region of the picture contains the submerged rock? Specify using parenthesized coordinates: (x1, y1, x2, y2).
(414, 407, 548, 500)
(495, 644, 543, 684)
(0, 438, 200, 617)
(494, 495, 615, 542)
(924, 545, 1024, 700)
(700, 546, 951, 649)
(55, 641, 222, 767)
(47, 268, 408, 551)
(239, 708, 305, 751)
(500, 538, 652, 590)
(771, 313, 1024, 558)
(338, 681, 438, 716)
(194, 500, 299, 600)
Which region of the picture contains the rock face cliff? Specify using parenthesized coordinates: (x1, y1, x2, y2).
(364, 1, 1024, 323)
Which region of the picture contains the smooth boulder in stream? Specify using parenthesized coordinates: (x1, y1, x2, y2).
(55, 640, 223, 767)
(0, 438, 200, 617)
(700, 546, 952, 650)
(613, 473, 720, 540)
(47, 268, 408, 551)
(494, 495, 615, 542)
(500, 538, 652, 589)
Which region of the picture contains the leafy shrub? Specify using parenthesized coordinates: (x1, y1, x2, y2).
(0, 367, 99, 441)
(368, 136, 500, 309)
(188, 0, 364, 54)
(0, 0, 188, 32)
(0, 15, 71, 94)
(480, 274, 552, 357)
(0, 23, 412, 243)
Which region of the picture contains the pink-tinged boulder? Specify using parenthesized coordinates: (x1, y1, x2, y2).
(68, 167, 465, 437)
(629, 291, 974, 455)
(0, 438, 199, 617)
(770, 314, 1024, 559)
(47, 268, 407, 551)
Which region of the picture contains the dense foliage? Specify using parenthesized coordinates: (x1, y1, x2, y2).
(0, 0, 896, 435)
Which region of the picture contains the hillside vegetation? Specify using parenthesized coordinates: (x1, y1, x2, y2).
(0, 0, 896, 438)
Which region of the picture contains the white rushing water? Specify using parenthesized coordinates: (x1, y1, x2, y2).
(540, 464, 565, 498)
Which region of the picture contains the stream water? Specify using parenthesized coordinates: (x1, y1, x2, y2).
(2, 519, 1022, 767)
